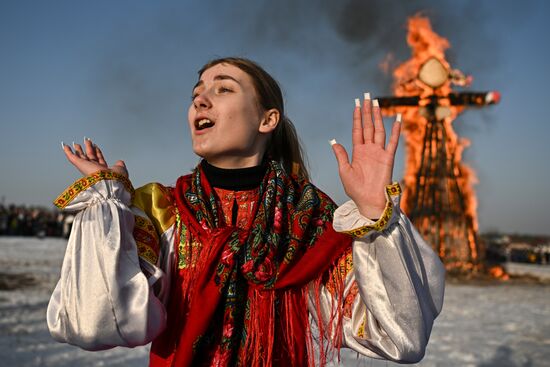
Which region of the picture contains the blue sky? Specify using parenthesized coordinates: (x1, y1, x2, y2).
(1, 0, 549, 235)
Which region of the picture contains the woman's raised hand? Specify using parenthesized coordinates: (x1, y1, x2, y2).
(331, 93, 401, 219)
(62, 138, 128, 178)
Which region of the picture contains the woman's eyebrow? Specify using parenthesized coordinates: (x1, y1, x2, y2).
(193, 74, 241, 90)
(213, 74, 241, 84)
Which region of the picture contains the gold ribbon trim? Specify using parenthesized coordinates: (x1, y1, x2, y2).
(342, 183, 402, 238)
(54, 170, 134, 209)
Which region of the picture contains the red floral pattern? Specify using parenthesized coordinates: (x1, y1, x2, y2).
(150, 161, 353, 367)
(214, 188, 259, 230)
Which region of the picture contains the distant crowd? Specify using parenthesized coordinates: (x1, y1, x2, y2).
(0, 203, 74, 238)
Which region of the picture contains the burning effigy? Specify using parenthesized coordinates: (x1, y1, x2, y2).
(378, 16, 500, 276)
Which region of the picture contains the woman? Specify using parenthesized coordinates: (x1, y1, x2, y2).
(47, 57, 445, 366)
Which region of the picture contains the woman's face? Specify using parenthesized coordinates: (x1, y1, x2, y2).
(188, 63, 277, 168)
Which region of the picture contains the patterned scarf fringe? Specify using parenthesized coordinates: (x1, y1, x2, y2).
(155, 161, 352, 367)
(308, 267, 346, 367)
(236, 268, 347, 367)
(240, 287, 275, 366)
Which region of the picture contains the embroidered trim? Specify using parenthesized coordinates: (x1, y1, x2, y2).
(176, 213, 187, 269)
(343, 281, 359, 318)
(356, 314, 368, 339)
(54, 170, 134, 209)
(325, 247, 353, 295)
(342, 183, 402, 238)
(134, 215, 160, 265)
(176, 213, 204, 270)
(385, 182, 402, 197)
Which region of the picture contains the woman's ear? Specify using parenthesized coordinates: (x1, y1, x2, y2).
(259, 108, 280, 133)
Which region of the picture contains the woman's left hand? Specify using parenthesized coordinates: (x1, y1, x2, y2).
(331, 94, 401, 219)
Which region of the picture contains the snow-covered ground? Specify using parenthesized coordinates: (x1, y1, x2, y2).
(1, 237, 549, 367)
(504, 262, 550, 281)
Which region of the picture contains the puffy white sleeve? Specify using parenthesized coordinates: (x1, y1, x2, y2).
(47, 171, 168, 351)
(310, 183, 445, 364)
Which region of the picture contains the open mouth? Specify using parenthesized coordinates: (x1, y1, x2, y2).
(195, 118, 215, 131)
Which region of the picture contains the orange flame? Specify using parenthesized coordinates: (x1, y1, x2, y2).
(488, 265, 510, 280)
(382, 15, 481, 271)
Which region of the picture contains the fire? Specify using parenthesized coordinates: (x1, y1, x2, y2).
(488, 265, 510, 280)
(378, 15, 499, 274)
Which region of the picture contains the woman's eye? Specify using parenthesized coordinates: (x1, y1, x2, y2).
(217, 87, 232, 93)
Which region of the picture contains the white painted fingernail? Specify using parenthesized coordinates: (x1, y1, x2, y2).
(329, 139, 337, 146)
(372, 99, 379, 107)
(364, 92, 371, 100)
(396, 113, 402, 123)
(354, 98, 360, 107)
(61, 141, 65, 149)
(72, 141, 76, 148)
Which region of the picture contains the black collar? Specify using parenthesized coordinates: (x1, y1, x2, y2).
(201, 160, 267, 190)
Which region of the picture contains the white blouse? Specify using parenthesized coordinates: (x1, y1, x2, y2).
(47, 174, 445, 363)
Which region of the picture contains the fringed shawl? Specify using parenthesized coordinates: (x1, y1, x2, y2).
(149, 161, 352, 366)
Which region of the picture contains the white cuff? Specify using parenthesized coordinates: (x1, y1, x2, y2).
(54, 170, 134, 212)
(333, 183, 402, 239)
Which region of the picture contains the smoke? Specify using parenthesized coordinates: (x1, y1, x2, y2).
(88, 0, 533, 138)
(233, 0, 419, 92)
(238, 0, 533, 90)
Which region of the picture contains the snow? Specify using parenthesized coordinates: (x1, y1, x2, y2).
(1, 237, 549, 366)
(504, 262, 550, 280)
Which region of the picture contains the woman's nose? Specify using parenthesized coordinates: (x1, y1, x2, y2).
(193, 91, 212, 110)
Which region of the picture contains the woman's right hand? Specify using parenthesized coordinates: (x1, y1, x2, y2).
(62, 138, 128, 178)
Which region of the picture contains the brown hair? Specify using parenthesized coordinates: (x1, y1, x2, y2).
(198, 57, 309, 180)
